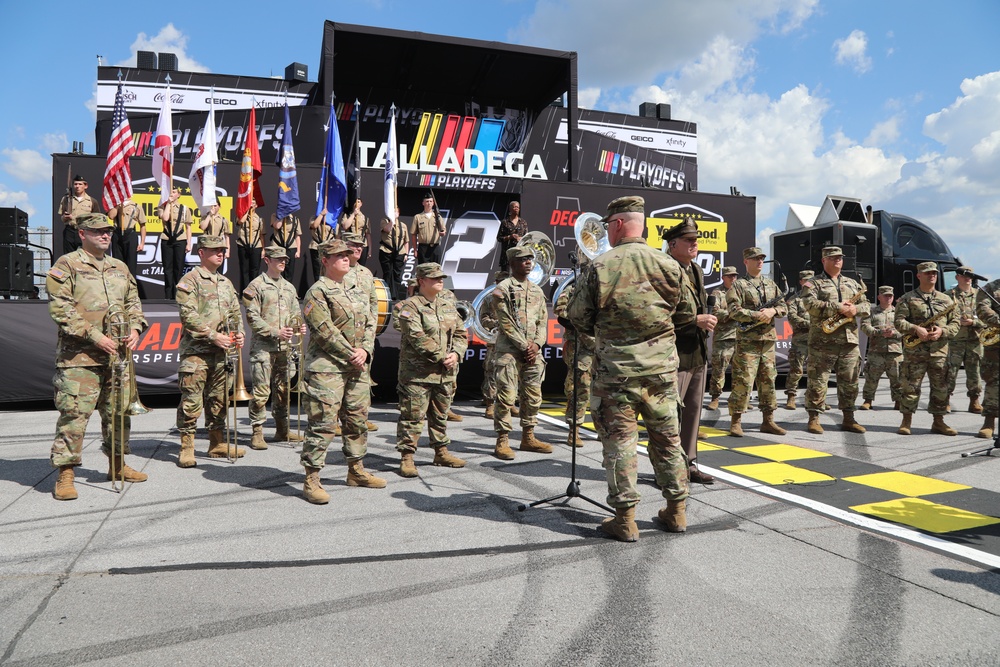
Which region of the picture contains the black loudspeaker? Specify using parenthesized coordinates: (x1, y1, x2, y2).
(0, 246, 34, 294)
(0, 207, 28, 245)
(285, 62, 308, 82)
(159, 52, 178, 71)
(137, 50, 157, 69)
(657, 103, 672, 120)
(638, 102, 657, 118)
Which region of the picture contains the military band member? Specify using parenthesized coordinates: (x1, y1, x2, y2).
(269, 212, 301, 282)
(58, 174, 101, 256)
(411, 193, 446, 264)
(946, 266, 985, 413)
(567, 196, 689, 540)
(339, 198, 371, 263)
(344, 231, 381, 432)
(106, 196, 147, 285)
(46, 213, 148, 500)
(395, 262, 469, 476)
(175, 235, 246, 466)
(309, 209, 337, 287)
(859, 286, 902, 410)
(802, 247, 870, 434)
(481, 271, 507, 419)
(300, 239, 386, 504)
(707, 266, 739, 411)
(491, 246, 553, 459)
(783, 270, 813, 410)
(236, 207, 264, 293)
(554, 271, 595, 447)
(379, 207, 409, 300)
(244, 245, 307, 449)
(726, 247, 788, 437)
(157, 186, 193, 300)
(199, 204, 231, 258)
(894, 261, 959, 436)
(975, 277, 1000, 439)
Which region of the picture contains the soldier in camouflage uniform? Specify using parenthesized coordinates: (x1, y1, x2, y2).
(946, 266, 985, 414)
(725, 247, 788, 437)
(707, 266, 738, 411)
(58, 174, 101, 256)
(243, 245, 307, 450)
(554, 275, 594, 447)
(175, 235, 246, 466)
(492, 245, 554, 459)
(299, 239, 386, 504)
(567, 196, 689, 541)
(802, 247, 870, 434)
(783, 270, 813, 410)
(343, 232, 382, 431)
(894, 262, 960, 436)
(47, 213, 148, 500)
(480, 271, 507, 419)
(859, 286, 902, 410)
(395, 263, 469, 476)
(975, 277, 1000, 439)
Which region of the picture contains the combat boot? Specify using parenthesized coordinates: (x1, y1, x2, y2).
(760, 411, 787, 436)
(302, 466, 330, 504)
(366, 420, 379, 432)
(250, 424, 268, 450)
(784, 394, 796, 410)
(860, 400, 872, 410)
(432, 446, 466, 468)
(446, 409, 463, 422)
(656, 499, 687, 533)
(567, 426, 583, 448)
(897, 413, 912, 436)
(346, 459, 387, 488)
(494, 432, 515, 460)
(484, 403, 495, 419)
(806, 412, 824, 434)
(840, 411, 866, 434)
(53, 465, 78, 501)
(707, 396, 720, 411)
(729, 413, 744, 437)
(977, 417, 996, 439)
(207, 429, 245, 459)
(273, 418, 302, 442)
(398, 452, 418, 478)
(178, 433, 197, 468)
(107, 453, 148, 483)
(970, 398, 983, 414)
(600, 506, 639, 542)
(520, 426, 553, 454)
(931, 415, 957, 436)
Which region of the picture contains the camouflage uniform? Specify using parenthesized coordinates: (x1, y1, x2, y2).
(894, 288, 958, 416)
(243, 270, 301, 428)
(47, 247, 145, 466)
(802, 272, 869, 412)
(480, 294, 500, 403)
(708, 285, 737, 399)
(976, 279, 1000, 420)
(554, 281, 594, 425)
(945, 286, 984, 403)
(567, 237, 688, 509)
(492, 274, 547, 433)
(175, 265, 243, 434)
(784, 287, 811, 396)
(726, 274, 788, 413)
(860, 303, 902, 403)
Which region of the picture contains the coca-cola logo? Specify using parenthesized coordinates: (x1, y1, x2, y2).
(153, 93, 185, 104)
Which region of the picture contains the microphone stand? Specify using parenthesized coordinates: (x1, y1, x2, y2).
(960, 284, 1000, 457)
(519, 252, 613, 514)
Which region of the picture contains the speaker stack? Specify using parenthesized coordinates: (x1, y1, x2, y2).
(0, 207, 35, 298)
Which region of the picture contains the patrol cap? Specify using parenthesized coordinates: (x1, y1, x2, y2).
(602, 195, 644, 222)
(342, 231, 365, 245)
(197, 235, 226, 250)
(742, 247, 766, 259)
(798, 270, 814, 280)
(264, 245, 288, 260)
(878, 285, 894, 295)
(721, 266, 738, 277)
(663, 216, 698, 241)
(319, 239, 351, 257)
(76, 213, 112, 230)
(821, 246, 844, 258)
(917, 261, 938, 273)
(955, 265, 976, 278)
(416, 262, 447, 279)
(506, 246, 535, 262)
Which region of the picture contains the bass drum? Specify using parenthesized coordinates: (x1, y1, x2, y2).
(374, 278, 393, 336)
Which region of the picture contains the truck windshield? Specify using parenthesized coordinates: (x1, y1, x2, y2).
(942, 270, 958, 292)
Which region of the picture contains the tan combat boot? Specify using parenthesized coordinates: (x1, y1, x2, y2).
(346, 459, 387, 488)
(494, 432, 515, 460)
(53, 465, 78, 501)
(970, 398, 983, 414)
(931, 415, 957, 436)
(433, 446, 466, 468)
(785, 394, 796, 410)
(520, 426, 553, 453)
(398, 452, 418, 478)
(600, 506, 639, 542)
(760, 411, 787, 436)
(250, 424, 268, 450)
(366, 420, 379, 432)
(567, 426, 583, 448)
(446, 409, 463, 422)
(840, 411, 866, 434)
(707, 396, 720, 411)
(107, 453, 148, 483)
(806, 412, 824, 435)
(729, 413, 744, 437)
(656, 499, 687, 533)
(302, 466, 330, 504)
(178, 433, 197, 468)
(978, 417, 996, 439)
(897, 413, 913, 435)
(484, 403, 495, 419)
(273, 418, 302, 442)
(860, 400, 872, 410)
(207, 429, 245, 459)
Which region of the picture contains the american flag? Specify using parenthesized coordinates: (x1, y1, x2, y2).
(102, 80, 134, 210)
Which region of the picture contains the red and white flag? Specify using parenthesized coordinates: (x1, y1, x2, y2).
(101, 80, 134, 211)
(189, 97, 218, 209)
(235, 106, 264, 221)
(151, 85, 174, 206)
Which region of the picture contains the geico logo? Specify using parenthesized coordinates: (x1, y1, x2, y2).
(631, 135, 654, 142)
(549, 210, 581, 226)
(206, 97, 237, 106)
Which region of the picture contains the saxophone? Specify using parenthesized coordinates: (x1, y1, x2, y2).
(901, 303, 956, 349)
(980, 325, 1000, 347)
(820, 285, 867, 334)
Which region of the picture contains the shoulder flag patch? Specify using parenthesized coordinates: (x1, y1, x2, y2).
(47, 267, 67, 281)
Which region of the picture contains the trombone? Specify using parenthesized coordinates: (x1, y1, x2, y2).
(286, 312, 306, 445)
(222, 314, 247, 463)
(105, 305, 131, 492)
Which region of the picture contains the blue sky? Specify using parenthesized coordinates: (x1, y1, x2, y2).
(2, 0, 998, 274)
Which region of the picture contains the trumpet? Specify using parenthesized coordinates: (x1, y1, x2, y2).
(902, 303, 956, 349)
(105, 305, 131, 492)
(980, 324, 1000, 347)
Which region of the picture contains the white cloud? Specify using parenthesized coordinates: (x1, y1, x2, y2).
(578, 87, 601, 110)
(1, 148, 50, 185)
(865, 116, 901, 146)
(40, 133, 69, 154)
(115, 23, 209, 73)
(833, 29, 872, 74)
(0, 183, 36, 217)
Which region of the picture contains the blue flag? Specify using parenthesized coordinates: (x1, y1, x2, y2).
(275, 104, 300, 219)
(316, 102, 347, 229)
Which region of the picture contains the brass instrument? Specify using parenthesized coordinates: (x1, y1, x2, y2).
(286, 312, 306, 444)
(902, 303, 956, 349)
(820, 285, 867, 334)
(454, 301, 474, 330)
(470, 285, 498, 344)
(105, 305, 131, 492)
(517, 232, 556, 287)
(573, 212, 611, 260)
(222, 314, 248, 462)
(980, 324, 1000, 347)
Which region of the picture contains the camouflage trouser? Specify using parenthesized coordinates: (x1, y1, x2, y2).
(983, 346, 999, 418)
(591, 374, 688, 508)
(249, 348, 295, 427)
(51, 365, 132, 467)
(301, 370, 370, 469)
(784, 336, 808, 395)
(805, 343, 860, 412)
(862, 352, 902, 402)
(396, 380, 456, 452)
(176, 352, 230, 435)
(481, 344, 497, 401)
(494, 351, 544, 433)
(563, 338, 593, 425)
(729, 339, 777, 414)
(708, 338, 736, 398)
(899, 354, 949, 415)
(946, 339, 983, 400)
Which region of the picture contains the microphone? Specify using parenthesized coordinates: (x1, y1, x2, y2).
(707, 294, 716, 310)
